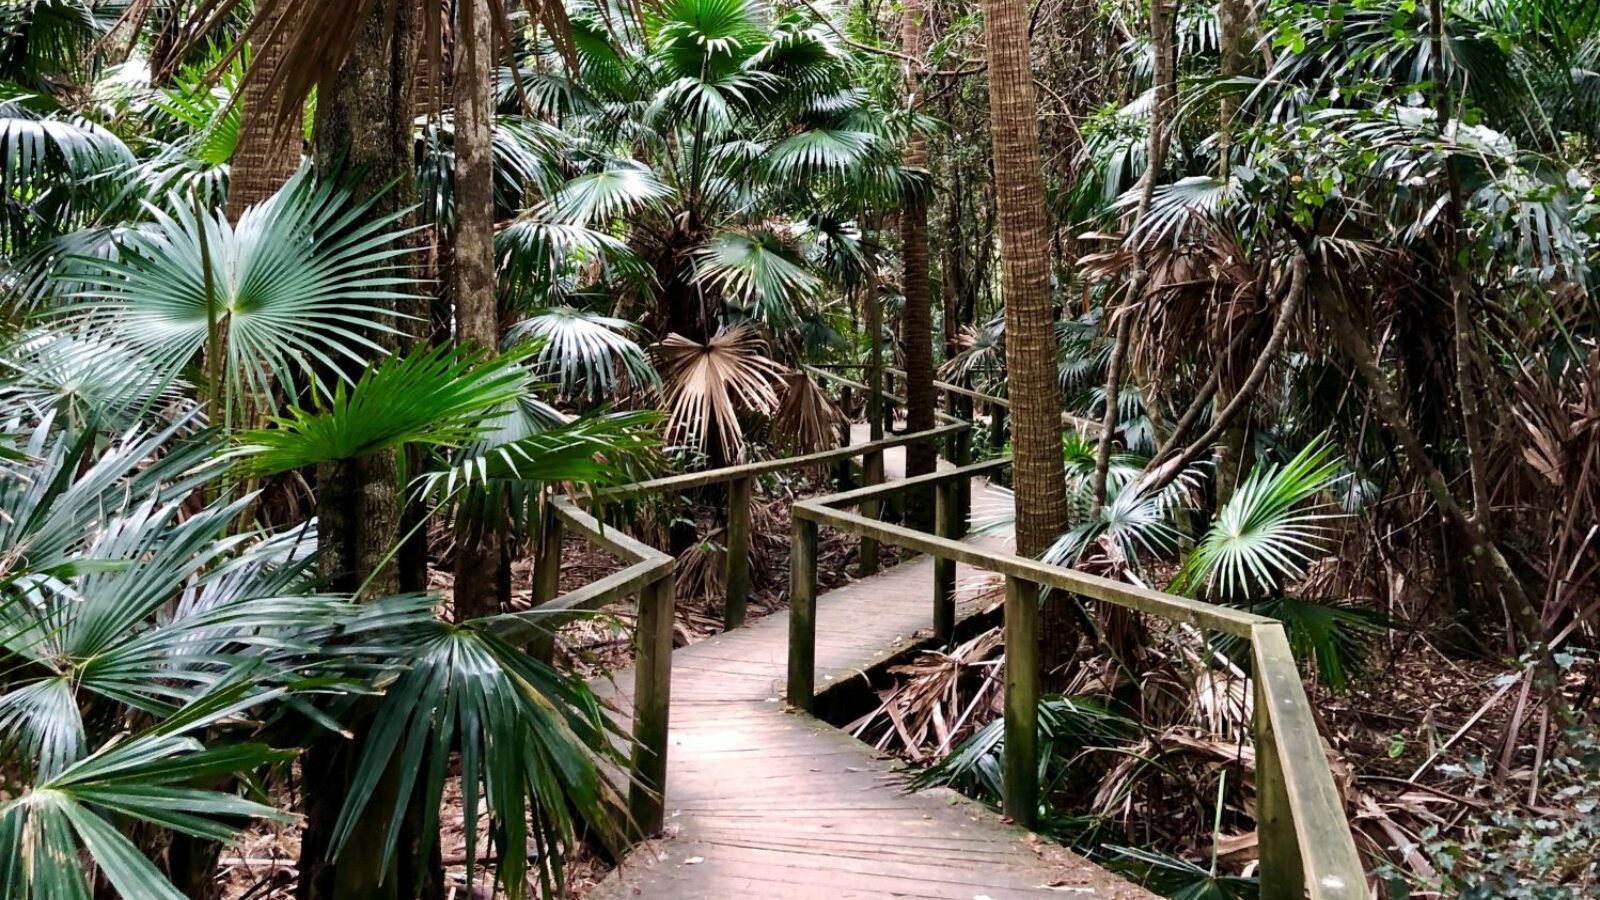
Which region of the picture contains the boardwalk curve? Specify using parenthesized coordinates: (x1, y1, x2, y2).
(590, 447, 1153, 899)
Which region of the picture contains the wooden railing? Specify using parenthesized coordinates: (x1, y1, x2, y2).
(520, 383, 962, 833)
(510, 496, 675, 836)
(522, 367, 1365, 898)
(788, 458, 1367, 900)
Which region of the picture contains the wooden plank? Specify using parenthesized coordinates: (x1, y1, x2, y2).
(723, 475, 752, 630)
(1252, 623, 1366, 900)
(587, 457, 1155, 900)
(786, 517, 818, 713)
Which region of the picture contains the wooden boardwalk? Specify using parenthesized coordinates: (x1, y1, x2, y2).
(590, 443, 1152, 899)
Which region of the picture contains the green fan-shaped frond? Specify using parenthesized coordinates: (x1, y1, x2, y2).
(235, 343, 531, 476)
(693, 229, 821, 325)
(1174, 437, 1344, 601)
(505, 306, 659, 401)
(330, 623, 625, 899)
(764, 127, 874, 181)
(540, 163, 674, 226)
(62, 171, 420, 428)
(0, 684, 294, 900)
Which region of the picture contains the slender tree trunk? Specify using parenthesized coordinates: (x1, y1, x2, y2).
(226, 4, 304, 220)
(900, 0, 938, 530)
(1092, 0, 1174, 512)
(299, 1, 422, 896)
(981, 0, 1071, 671)
(451, 0, 505, 619)
(1212, 0, 1259, 504)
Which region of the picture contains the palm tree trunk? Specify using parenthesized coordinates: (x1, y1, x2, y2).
(225, 4, 303, 220)
(980, 0, 1070, 668)
(899, 0, 937, 530)
(450, 0, 505, 620)
(299, 1, 423, 896)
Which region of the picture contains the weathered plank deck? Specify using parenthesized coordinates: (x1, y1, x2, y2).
(589, 440, 1152, 899)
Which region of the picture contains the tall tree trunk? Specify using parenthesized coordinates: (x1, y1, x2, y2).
(451, 0, 505, 619)
(1093, 0, 1174, 512)
(980, 0, 1071, 667)
(1212, 0, 1258, 504)
(900, 0, 938, 530)
(225, 4, 303, 220)
(298, 1, 423, 896)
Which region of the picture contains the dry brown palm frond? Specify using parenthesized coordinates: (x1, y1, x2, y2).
(675, 530, 726, 605)
(846, 627, 1006, 760)
(770, 371, 846, 456)
(1079, 226, 1265, 380)
(656, 325, 785, 463)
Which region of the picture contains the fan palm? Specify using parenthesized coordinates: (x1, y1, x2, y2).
(61, 170, 419, 429)
(506, 0, 910, 352)
(504, 306, 658, 403)
(656, 323, 786, 462)
(1172, 437, 1343, 601)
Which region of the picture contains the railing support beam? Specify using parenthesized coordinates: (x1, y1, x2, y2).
(724, 475, 753, 630)
(787, 518, 819, 713)
(1002, 575, 1039, 829)
(629, 575, 674, 838)
(933, 480, 958, 644)
(857, 449, 884, 576)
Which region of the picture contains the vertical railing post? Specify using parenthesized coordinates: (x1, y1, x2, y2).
(787, 517, 819, 713)
(953, 396, 974, 534)
(629, 574, 674, 838)
(857, 449, 884, 576)
(527, 502, 566, 661)
(991, 402, 1010, 453)
(832, 418, 856, 490)
(724, 475, 753, 630)
(933, 480, 957, 644)
(532, 501, 564, 606)
(1253, 624, 1307, 900)
(1002, 576, 1039, 829)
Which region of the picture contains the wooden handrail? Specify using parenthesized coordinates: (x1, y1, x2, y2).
(789, 458, 1367, 900)
(512, 497, 675, 838)
(524, 365, 1364, 899)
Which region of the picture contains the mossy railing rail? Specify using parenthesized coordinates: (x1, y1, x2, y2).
(789, 459, 1368, 900)
(494, 495, 675, 836)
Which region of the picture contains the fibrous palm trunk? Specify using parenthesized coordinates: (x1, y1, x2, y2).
(981, 0, 1070, 666)
(450, 0, 506, 620)
(298, 1, 431, 896)
(225, 4, 303, 220)
(899, 0, 938, 530)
